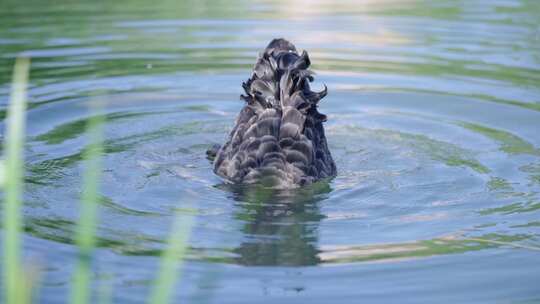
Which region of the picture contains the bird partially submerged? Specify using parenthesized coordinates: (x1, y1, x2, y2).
(209, 38, 336, 188)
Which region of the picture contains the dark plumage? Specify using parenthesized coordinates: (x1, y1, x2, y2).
(210, 38, 336, 188)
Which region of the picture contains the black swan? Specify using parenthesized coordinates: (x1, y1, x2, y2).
(208, 38, 336, 187)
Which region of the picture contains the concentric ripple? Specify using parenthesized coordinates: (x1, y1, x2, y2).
(1, 0, 539, 303)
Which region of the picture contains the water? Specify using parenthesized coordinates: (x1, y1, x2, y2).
(1, 0, 540, 303)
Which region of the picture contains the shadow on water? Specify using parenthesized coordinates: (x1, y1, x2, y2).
(217, 182, 332, 266)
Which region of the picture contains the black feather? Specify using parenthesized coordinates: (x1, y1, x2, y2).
(212, 38, 336, 187)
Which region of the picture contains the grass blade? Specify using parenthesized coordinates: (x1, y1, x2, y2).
(0, 160, 5, 188)
(148, 208, 194, 304)
(69, 107, 104, 304)
(3, 57, 30, 304)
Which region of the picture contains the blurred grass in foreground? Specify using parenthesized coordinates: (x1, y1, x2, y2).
(70, 104, 104, 304)
(1, 59, 194, 304)
(2, 57, 30, 304)
(149, 208, 194, 304)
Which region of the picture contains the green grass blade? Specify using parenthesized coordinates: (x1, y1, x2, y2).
(148, 209, 194, 304)
(69, 106, 104, 304)
(3, 57, 30, 304)
(0, 160, 5, 188)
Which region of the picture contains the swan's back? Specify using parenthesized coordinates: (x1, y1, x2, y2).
(213, 38, 336, 187)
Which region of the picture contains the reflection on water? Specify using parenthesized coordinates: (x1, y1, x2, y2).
(220, 183, 331, 266)
(1, 0, 540, 303)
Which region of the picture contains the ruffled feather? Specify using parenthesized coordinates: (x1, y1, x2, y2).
(213, 38, 336, 188)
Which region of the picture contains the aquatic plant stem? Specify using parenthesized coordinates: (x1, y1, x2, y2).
(69, 105, 104, 304)
(3, 57, 30, 304)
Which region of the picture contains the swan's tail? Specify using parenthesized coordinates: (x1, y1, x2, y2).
(240, 38, 327, 120)
(213, 39, 335, 187)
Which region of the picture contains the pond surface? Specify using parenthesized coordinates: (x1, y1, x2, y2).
(1, 0, 540, 303)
